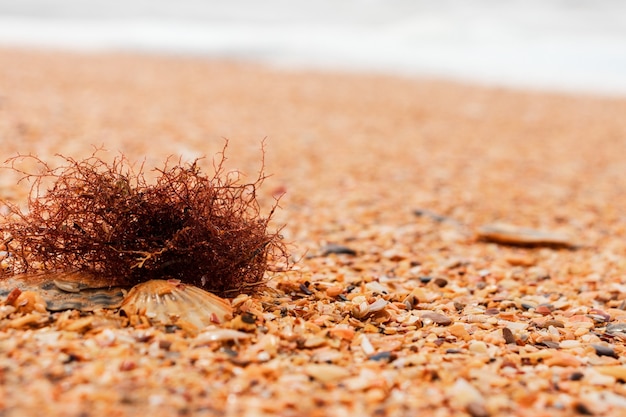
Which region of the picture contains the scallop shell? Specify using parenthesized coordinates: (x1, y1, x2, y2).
(120, 279, 232, 329)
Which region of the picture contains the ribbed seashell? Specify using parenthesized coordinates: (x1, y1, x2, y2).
(120, 279, 232, 329)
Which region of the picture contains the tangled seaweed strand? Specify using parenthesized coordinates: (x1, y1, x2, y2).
(0, 145, 287, 296)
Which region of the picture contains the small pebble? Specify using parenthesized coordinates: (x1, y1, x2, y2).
(433, 278, 448, 288)
(535, 305, 552, 316)
(542, 320, 565, 328)
(421, 312, 453, 326)
(164, 325, 180, 334)
(369, 351, 394, 362)
(545, 352, 582, 367)
(469, 341, 488, 354)
(304, 336, 327, 348)
(449, 323, 470, 341)
(467, 401, 490, 417)
(241, 312, 257, 324)
(326, 286, 344, 297)
(299, 283, 313, 296)
(573, 402, 594, 416)
(321, 244, 357, 256)
(502, 328, 516, 345)
(538, 340, 560, 349)
(412, 208, 448, 222)
(304, 364, 350, 383)
(560, 340, 580, 349)
(592, 344, 618, 359)
(606, 323, 626, 335)
(594, 366, 626, 380)
(505, 254, 536, 267)
(570, 372, 585, 381)
(587, 309, 610, 323)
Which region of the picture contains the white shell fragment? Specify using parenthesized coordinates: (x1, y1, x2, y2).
(477, 223, 575, 247)
(193, 327, 252, 346)
(120, 279, 233, 329)
(350, 296, 389, 319)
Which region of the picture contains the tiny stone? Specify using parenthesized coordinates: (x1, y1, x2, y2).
(560, 340, 581, 349)
(119, 360, 137, 372)
(412, 208, 448, 222)
(449, 323, 470, 341)
(158, 340, 172, 350)
(241, 312, 257, 324)
(304, 364, 351, 383)
(570, 372, 585, 381)
(419, 276, 433, 284)
(535, 305, 552, 316)
(164, 325, 180, 334)
(588, 314, 609, 324)
(592, 344, 618, 358)
(299, 283, 313, 296)
(502, 327, 516, 345)
(422, 312, 453, 326)
(304, 336, 327, 348)
(606, 323, 626, 335)
(538, 340, 560, 349)
(321, 244, 357, 256)
(573, 402, 594, 416)
(588, 309, 610, 321)
(543, 320, 565, 328)
(369, 351, 394, 362)
(221, 348, 238, 357)
(467, 401, 490, 417)
(594, 366, 626, 380)
(469, 341, 488, 354)
(433, 278, 448, 288)
(326, 286, 344, 297)
(545, 352, 582, 367)
(505, 254, 536, 267)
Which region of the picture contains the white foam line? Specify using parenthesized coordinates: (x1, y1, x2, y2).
(0, 15, 625, 95)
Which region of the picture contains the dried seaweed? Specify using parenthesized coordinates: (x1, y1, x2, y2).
(0, 143, 287, 296)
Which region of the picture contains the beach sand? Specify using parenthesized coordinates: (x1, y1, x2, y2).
(1, 48, 626, 416)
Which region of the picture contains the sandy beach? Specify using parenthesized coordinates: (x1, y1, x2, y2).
(2, 48, 626, 416)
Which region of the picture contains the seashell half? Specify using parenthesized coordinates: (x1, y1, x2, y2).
(0, 271, 126, 311)
(477, 223, 575, 248)
(120, 279, 233, 329)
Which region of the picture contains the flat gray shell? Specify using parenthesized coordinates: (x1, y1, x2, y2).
(0, 271, 125, 311)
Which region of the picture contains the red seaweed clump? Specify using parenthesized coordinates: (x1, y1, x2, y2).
(0, 145, 287, 296)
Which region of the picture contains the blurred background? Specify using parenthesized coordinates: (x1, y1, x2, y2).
(0, 0, 625, 95)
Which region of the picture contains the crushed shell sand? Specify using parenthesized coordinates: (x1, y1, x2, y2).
(2, 48, 626, 416)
